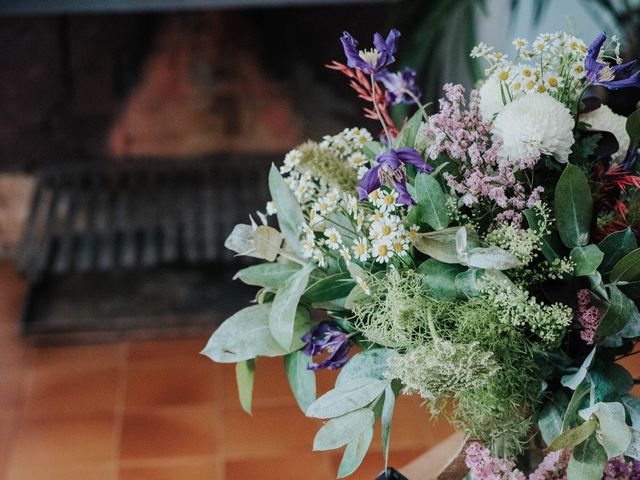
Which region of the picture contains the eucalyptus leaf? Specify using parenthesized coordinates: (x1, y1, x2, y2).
(598, 228, 637, 276)
(234, 262, 302, 289)
(596, 285, 636, 336)
(555, 163, 593, 248)
(269, 265, 312, 349)
(563, 382, 591, 431)
(414, 173, 450, 230)
(285, 350, 316, 413)
(235, 359, 255, 415)
(561, 347, 596, 390)
(201, 304, 299, 363)
(627, 108, 640, 147)
(579, 401, 633, 457)
(538, 394, 566, 446)
(394, 110, 423, 149)
(547, 418, 597, 451)
(566, 434, 607, 480)
(306, 378, 387, 419)
(611, 248, 640, 284)
(411, 226, 479, 264)
(570, 245, 604, 276)
(466, 246, 523, 270)
(626, 428, 640, 459)
(225, 224, 257, 257)
(312, 408, 374, 451)
(362, 141, 384, 161)
(336, 349, 395, 388)
(337, 417, 375, 478)
(416, 259, 464, 299)
(304, 272, 355, 303)
(381, 384, 395, 466)
(253, 225, 283, 261)
(455, 268, 484, 298)
(591, 362, 633, 403)
(622, 395, 640, 428)
(269, 165, 305, 254)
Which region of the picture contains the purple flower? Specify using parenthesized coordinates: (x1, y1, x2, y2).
(377, 67, 421, 105)
(585, 32, 640, 90)
(340, 29, 400, 75)
(357, 148, 432, 205)
(301, 322, 350, 370)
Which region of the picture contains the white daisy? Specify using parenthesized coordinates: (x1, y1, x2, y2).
(372, 239, 394, 264)
(352, 237, 369, 262)
(324, 227, 342, 250)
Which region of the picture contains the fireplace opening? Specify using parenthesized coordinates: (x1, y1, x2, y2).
(0, 3, 391, 342)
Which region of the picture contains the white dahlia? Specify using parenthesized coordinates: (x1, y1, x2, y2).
(581, 104, 630, 163)
(493, 93, 575, 163)
(478, 75, 506, 121)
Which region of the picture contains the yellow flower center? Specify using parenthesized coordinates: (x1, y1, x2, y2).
(377, 245, 389, 257)
(548, 77, 559, 87)
(382, 225, 392, 236)
(513, 82, 522, 90)
(522, 69, 533, 78)
(498, 71, 509, 81)
(525, 80, 536, 90)
(537, 84, 547, 93)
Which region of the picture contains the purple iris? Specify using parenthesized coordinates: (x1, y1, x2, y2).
(377, 67, 421, 105)
(340, 29, 400, 75)
(357, 148, 432, 205)
(585, 32, 640, 90)
(301, 322, 350, 370)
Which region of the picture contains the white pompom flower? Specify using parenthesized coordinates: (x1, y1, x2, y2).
(478, 75, 506, 121)
(581, 104, 630, 163)
(492, 93, 575, 163)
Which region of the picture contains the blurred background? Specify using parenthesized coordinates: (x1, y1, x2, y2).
(0, 0, 636, 479)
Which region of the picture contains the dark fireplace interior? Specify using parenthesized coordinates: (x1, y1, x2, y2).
(0, 2, 391, 342)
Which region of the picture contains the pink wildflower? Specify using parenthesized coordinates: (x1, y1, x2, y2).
(529, 449, 570, 480)
(465, 442, 526, 480)
(424, 84, 543, 227)
(576, 289, 602, 345)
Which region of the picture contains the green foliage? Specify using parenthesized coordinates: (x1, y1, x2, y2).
(627, 108, 640, 147)
(566, 434, 607, 480)
(415, 259, 465, 299)
(304, 272, 355, 303)
(225, 223, 283, 261)
(596, 285, 637, 336)
(414, 172, 450, 230)
(554, 163, 593, 248)
(580, 402, 633, 457)
(313, 408, 374, 451)
(297, 141, 359, 192)
(268, 165, 305, 254)
(269, 265, 313, 349)
(236, 359, 255, 415)
(284, 350, 316, 413)
(234, 262, 302, 289)
(336, 349, 395, 387)
(597, 228, 637, 276)
(570, 245, 604, 276)
(306, 377, 387, 419)
(538, 391, 568, 445)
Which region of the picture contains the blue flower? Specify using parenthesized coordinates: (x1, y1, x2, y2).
(357, 148, 432, 205)
(377, 67, 421, 105)
(585, 32, 640, 90)
(340, 29, 400, 75)
(301, 322, 350, 371)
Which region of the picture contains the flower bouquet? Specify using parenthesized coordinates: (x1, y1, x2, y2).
(203, 28, 640, 479)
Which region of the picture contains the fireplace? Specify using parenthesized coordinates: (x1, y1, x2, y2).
(0, 2, 391, 341)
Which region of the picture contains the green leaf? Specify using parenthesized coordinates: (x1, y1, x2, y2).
(524, 208, 564, 261)
(566, 434, 607, 480)
(268, 165, 305, 254)
(547, 418, 597, 451)
(269, 265, 312, 349)
(561, 347, 596, 390)
(201, 304, 300, 363)
(622, 395, 640, 428)
(455, 268, 484, 298)
(416, 259, 464, 299)
(313, 408, 374, 451)
(381, 385, 395, 466)
(596, 285, 636, 336)
(411, 226, 478, 264)
(626, 428, 640, 459)
(393, 109, 423, 149)
(234, 262, 302, 289)
(362, 141, 384, 161)
(627, 108, 640, 147)
(337, 417, 375, 478)
(306, 378, 387, 419)
(570, 245, 604, 276)
(555, 163, 593, 248)
(598, 228, 637, 276)
(235, 359, 255, 415)
(591, 363, 633, 403)
(538, 393, 567, 446)
(579, 402, 633, 457)
(304, 272, 355, 303)
(253, 225, 283, 261)
(336, 349, 395, 388)
(610, 248, 640, 283)
(285, 350, 316, 413)
(563, 382, 591, 431)
(414, 173, 450, 230)
(466, 246, 523, 270)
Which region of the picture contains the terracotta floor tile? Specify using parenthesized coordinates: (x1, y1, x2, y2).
(119, 405, 218, 460)
(31, 343, 126, 370)
(10, 415, 117, 465)
(222, 404, 322, 460)
(119, 458, 219, 480)
(225, 453, 334, 480)
(127, 338, 210, 367)
(23, 366, 121, 418)
(124, 358, 220, 408)
(329, 449, 424, 479)
(0, 370, 24, 410)
(6, 462, 117, 480)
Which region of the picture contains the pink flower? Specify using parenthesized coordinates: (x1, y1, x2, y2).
(576, 289, 602, 345)
(465, 442, 526, 480)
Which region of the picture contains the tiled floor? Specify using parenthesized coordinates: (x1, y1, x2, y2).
(0, 263, 455, 479)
